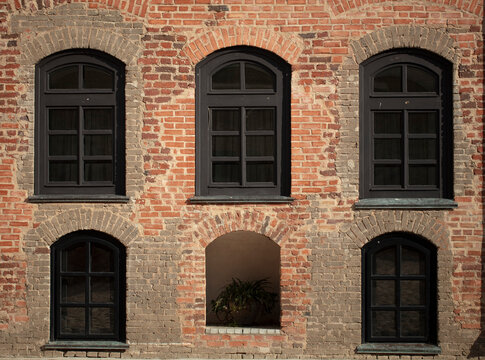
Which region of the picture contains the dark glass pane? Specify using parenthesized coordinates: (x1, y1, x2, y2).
(84, 109, 113, 130)
(61, 243, 86, 272)
(84, 135, 113, 156)
(91, 243, 114, 272)
(49, 135, 78, 156)
(246, 108, 275, 131)
(212, 63, 241, 90)
(401, 311, 425, 337)
(374, 139, 401, 160)
(212, 162, 240, 183)
(84, 161, 113, 182)
(83, 66, 114, 89)
(402, 246, 425, 275)
(91, 277, 114, 303)
(401, 280, 425, 306)
(409, 139, 436, 160)
(49, 65, 79, 89)
(374, 165, 401, 186)
(409, 112, 437, 134)
(212, 109, 240, 131)
(90, 307, 114, 335)
(61, 277, 85, 303)
(373, 247, 396, 275)
(407, 66, 437, 92)
(245, 63, 275, 90)
(374, 112, 402, 134)
(372, 280, 395, 306)
(49, 109, 78, 130)
(247, 162, 274, 183)
(60, 307, 85, 335)
(49, 161, 78, 182)
(409, 165, 437, 186)
(374, 66, 402, 92)
(212, 136, 240, 157)
(371, 311, 396, 337)
(246, 136, 274, 156)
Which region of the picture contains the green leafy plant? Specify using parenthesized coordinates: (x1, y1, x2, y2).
(211, 278, 277, 326)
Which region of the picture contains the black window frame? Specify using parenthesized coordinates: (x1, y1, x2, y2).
(35, 49, 125, 196)
(362, 233, 437, 344)
(360, 49, 453, 199)
(195, 46, 291, 198)
(50, 230, 126, 342)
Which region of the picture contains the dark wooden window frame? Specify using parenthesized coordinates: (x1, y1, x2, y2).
(195, 46, 291, 198)
(51, 231, 126, 342)
(35, 49, 125, 196)
(362, 233, 437, 344)
(359, 49, 453, 199)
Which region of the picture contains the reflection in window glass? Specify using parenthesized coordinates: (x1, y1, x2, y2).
(247, 162, 274, 183)
(407, 66, 437, 92)
(374, 112, 402, 134)
(409, 112, 437, 134)
(374, 165, 401, 186)
(212, 162, 241, 183)
(212, 136, 241, 157)
(374, 66, 402, 92)
(84, 161, 113, 182)
(49, 66, 79, 89)
(84, 66, 114, 89)
(212, 63, 241, 90)
(84, 109, 113, 130)
(49, 109, 78, 130)
(49, 161, 78, 182)
(246, 108, 275, 131)
(245, 63, 275, 90)
(212, 109, 240, 131)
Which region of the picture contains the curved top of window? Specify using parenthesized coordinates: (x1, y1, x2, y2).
(211, 61, 276, 91)
(372, 63, 439, 93)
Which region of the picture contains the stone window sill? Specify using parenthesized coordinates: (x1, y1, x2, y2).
(356, 343, 441, 355)
(28, 195, 130, 203)
(189, 195, 294, 204)
(205, 326, 281, 335)
(42, 341, 129, 351)
(354, 198, 457, 210)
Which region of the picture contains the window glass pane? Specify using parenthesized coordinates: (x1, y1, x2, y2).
(61, 277, 85, 303)
(61, 243, 86, 272)
(247, 162, 274, 183)
(245, 63, 275, 90)
(212, 136, 240, 157)
(402, 246, 425, 275)
(374, 139, 401, 160)
(246, 136, 274, 156)
(60, 307, 85, 335)
(84, 161, 113, 182)
(49, 65, 79, 89)
(246, 108, 275, 131)
(409, 165, 437, 186)
(409, 139, 436, 160)
(91, 243, 114, 272)
(401, 280, 425, 306)
(371, 311, 396, 337)
(372, 280, 395, 306)
(407, 66, 437, 92)
(84, 135, 113, 156)
(83, 66, 114, 89)
(49, 135, 78, 156)
(212, 109, 240, 131)
(91, 277, 114, 303)
(49, 109, 78, 130)
(90, 307, 114, 335)
(374, 66, 402, 92)
(84, 109, 113, 130)
(212, 162, 241, 183)
(409, 112, 437, 134)
(212, 63, 241, 90)
(374, 165, 401, 186)
(373, 247, 396, 275)
(374, 112, 401, 134)
(401, 311, 425, 337)
(49, 161, 78, 182)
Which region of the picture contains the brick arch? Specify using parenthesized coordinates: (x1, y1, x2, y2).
(19, 26, 141, 66)
(30, 209, 139, 248)
(349, 25, 460, 64)
(181, 27, 304, 65)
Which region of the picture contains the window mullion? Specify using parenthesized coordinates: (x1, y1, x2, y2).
(79, 107, 84, 186)
(241, 107, 246, 187)
(403, 111, 409, 190)
(396, 245, 402, 339)
(85, 241, 91, 337)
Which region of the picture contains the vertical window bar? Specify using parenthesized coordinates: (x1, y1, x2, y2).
(241, 107, 246, 186)
(85, 241, 90, 336)
(78, 106, 84, 185)
(403, 111, 409, 189)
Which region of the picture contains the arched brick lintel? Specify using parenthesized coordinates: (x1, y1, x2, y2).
(350, 25, 460, 65)
(182, 28, 304, 66)
(30, 210, 139, 248)
(19, 27, 141, 66)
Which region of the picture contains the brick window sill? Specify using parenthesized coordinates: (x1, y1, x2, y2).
(205, 326, 281, 335)
(354, 198, 457, 210)
(356, 343, 441, 355)
(42, 341, 129, 351)
(189, 195, 294, 204)
(28, 195, 130, 203)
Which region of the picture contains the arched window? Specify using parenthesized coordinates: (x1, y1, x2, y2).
(362, 233, 437, 344)
(195, 47, 291, 201)
(360, 49, 452, 199)
(36, 49, 125, 197)
(51, 231, 125, 341)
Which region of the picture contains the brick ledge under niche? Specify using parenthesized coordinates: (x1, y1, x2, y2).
(205, 326, 281, 335)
